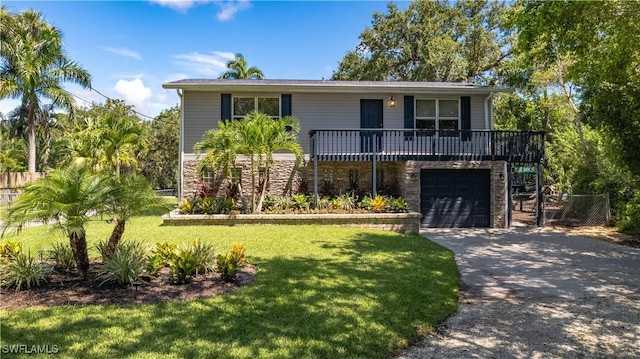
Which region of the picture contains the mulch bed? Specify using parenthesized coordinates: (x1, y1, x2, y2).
(0, 263, 257, 311)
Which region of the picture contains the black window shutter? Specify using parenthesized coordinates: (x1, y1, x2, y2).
(461, 96, 471, 141)
(221, 94, 231, 121)
(404, 95, 414, 140)
(281, 94, 292, 117)
(281, 94, 292, 131)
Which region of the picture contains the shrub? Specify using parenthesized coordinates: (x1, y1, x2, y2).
(216, 243, 247, 282)
(169, 240, 216, 284)
(48, 242, 76, 270)
(359, 195, 373, 211)
(371, 195, 390, 213)
(97, 241, 148, 286)
(95, 239, 109, 261)
(262, 196, 276, 211)
(0, 251, 49, 291)
(619, 192, 640, 234)
(179, 199, 195, 214)
(216, 197, 235, 214)
(291, 194, 310, 211)
(191, 240, 216, 274)
(316, 196, 331, 210)
(388, 196, 409, 213)
(274, 196, 294, 211)
(330, 193, 357, 212)
(152, 241, 177, 262)
(146, 254, 165, 276)
(198, 197, 217, 214)
(0, 240, 22, 259)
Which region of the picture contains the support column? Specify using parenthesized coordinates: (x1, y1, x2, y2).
(372, 133, 377, 197)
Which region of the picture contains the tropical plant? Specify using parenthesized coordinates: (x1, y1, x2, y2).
(169, 240, 216, 284)
(0, 240, 21, 259)
(195, 112, 303, 213)
(0, 251, 49, 291)
(388, 196, 409, 213)
(0, 8, 91, 173)
(48, 241, 75, 270)
(216, 242, 247, 283)
(371, 195, 390, 213)
(102, 174, 172, 259)
(218, 53, 264, 80)
(1, 161, 112, 278)
(97, 240, 148, 286)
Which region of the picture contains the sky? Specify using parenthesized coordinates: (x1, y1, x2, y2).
(1, 0, 399, 119)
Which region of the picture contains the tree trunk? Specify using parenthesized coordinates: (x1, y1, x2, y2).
(105, 219, 126, 259)
(250, 157, 256, 213)
(256, 167, 269, 212)
(27, 103, 37, 174)
(69, 231, 90, 279)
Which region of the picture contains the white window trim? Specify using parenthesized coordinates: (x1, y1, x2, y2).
(232, 95, 281, 120)
(414, 98, 461, 134)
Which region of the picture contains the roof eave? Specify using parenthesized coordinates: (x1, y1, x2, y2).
(162, 81, 513, 94)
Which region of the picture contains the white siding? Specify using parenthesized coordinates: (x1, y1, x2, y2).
(182, 90, 491, 155)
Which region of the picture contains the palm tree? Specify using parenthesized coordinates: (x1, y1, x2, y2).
(103, 174, 171, 259)
(97, 113, 145, 177)
(0, 9, 91, 173)
(219, 53, 264, 80)
(1, 161, 112, 278)
(195, 112, 303, 212)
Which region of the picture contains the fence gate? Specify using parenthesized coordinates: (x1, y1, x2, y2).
(543, 194, 610, 227)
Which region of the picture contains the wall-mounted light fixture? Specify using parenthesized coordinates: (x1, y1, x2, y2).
(388, 96, 396, 107)
(499, 172, 505, 181)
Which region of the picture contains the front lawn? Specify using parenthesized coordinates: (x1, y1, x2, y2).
(1, 217, 458, 358)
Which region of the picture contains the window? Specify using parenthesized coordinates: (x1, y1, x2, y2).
(415, 99, 459, 136)
(233, 96, 280, 120)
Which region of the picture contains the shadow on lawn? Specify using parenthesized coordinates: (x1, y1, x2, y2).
(2, 232, 458, 359)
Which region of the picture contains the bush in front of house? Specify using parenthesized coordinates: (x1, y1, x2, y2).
(178, 191, 410, 215)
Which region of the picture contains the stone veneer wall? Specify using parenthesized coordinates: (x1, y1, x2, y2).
(183, 159, 508, 228)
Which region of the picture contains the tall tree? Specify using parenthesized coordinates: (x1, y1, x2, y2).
(140, 106, 179, 189)
(2, 161, 112, 278)
(0, 8, 91, 173)
(219, 53, 264, 80)
(512, 0, 640, 230)
(332, 0, 510, 83)
(66, 100, 146, 175)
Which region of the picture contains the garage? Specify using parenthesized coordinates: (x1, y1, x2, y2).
(420, 169, 490, 228)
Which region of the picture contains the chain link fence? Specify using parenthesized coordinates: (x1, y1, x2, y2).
(0, 188, 21, 207)
(543, 194, 610, 227)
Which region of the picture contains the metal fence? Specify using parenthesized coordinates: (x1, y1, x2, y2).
(155, 188, 177, 197)
(543, 194, 610, 227)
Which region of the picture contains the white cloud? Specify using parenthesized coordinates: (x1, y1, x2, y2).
(148, 0, 213, 12)
(172, 51, 235, 76)
(148, 0, 250, 20)
(103, 47, 143, 60)
(114, 78, 153, 110)
(216, 0, 251, 21)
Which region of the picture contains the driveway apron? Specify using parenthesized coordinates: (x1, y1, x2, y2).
(397, 226, 640, 358)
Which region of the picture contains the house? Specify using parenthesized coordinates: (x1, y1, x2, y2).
(162, 79, 544, 228)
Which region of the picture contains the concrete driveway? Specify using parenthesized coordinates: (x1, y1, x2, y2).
(397, 226, 640, 358)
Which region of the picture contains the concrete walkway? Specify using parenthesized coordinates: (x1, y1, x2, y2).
(397, 226, 640, 358)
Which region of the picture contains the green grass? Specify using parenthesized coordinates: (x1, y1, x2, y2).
(0, 217, 458, 359)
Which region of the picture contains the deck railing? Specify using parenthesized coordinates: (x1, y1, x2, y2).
(309, 129, 544, 163)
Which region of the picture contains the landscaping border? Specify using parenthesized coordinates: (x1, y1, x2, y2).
(162, 211, 422, 234)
